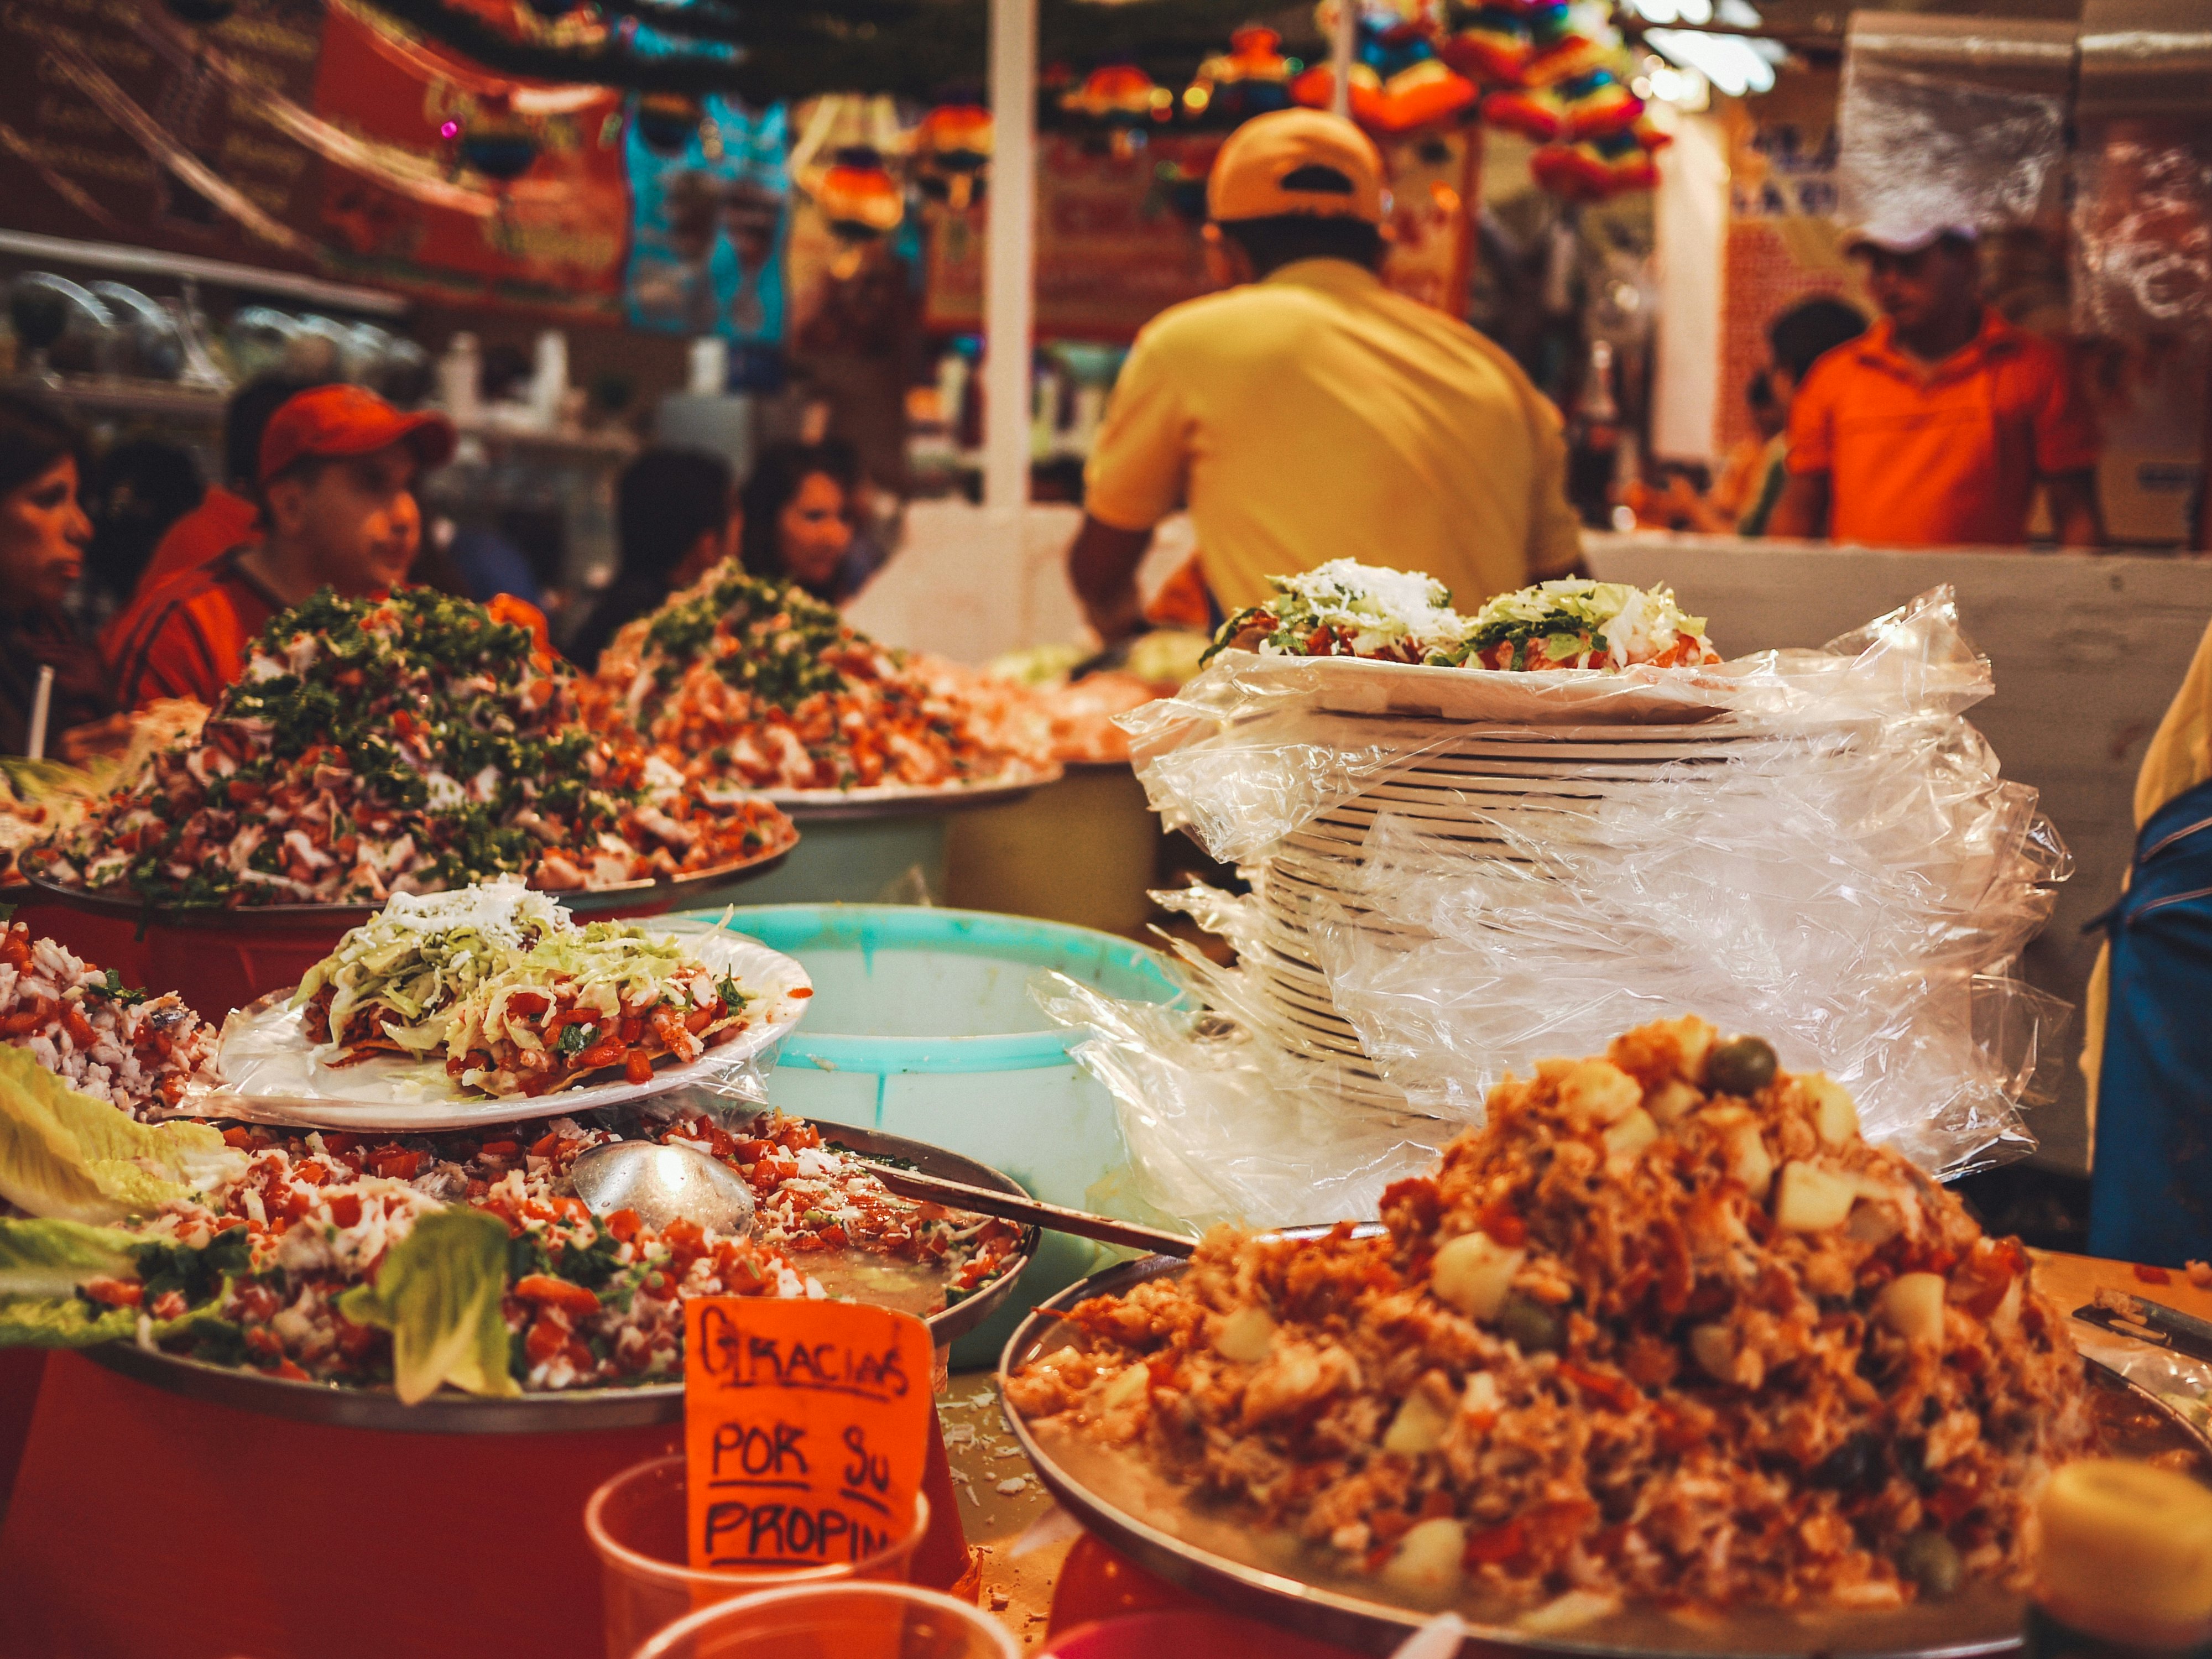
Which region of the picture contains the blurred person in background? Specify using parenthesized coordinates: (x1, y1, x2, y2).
(0, 392, 110, 755)
(1631, 371, 1789, 535)
(81, 439, 204, 624)
(567, 446, 736, 670)
(1768, 222, 2101, 547)
(131, 375, 316, 601)
(1068, 108, 1580, 646)
(1737, 298, 1867, 536)
(105, 385, 454, 709)
(739, 439, 883, 606)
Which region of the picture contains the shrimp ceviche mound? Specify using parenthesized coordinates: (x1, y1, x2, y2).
(1007, 1018, 2090, 1619)
(0, 1062, 1026, 1402)
(35, 588, 794, 909)
(0, 919, 215, 1117)
(588, 565, 1047, 792)
(1207, 562, 1719, 674)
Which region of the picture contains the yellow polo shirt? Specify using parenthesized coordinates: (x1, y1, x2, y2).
(1084, 258, 1583, 614)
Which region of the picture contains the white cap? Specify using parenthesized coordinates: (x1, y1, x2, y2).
(1843, 215, 1981, 256)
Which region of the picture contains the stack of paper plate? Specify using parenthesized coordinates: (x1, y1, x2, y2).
(1248, 718, 1764, 1076)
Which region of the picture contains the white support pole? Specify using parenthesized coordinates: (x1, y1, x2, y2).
(984, 0, 1037, 515)
(1329, 1, 1357, 118)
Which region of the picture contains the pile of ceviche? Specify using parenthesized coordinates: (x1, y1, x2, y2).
(0, 1048, 1025, 1400)
(1208, 562, 1720, 673)
(32, 589, 795, 909)
(587, 565, 1050, 793)
(1008, 1016, 2089, 1622)
(0, 917, 216, 1118)
(290, 879, 771, 1099)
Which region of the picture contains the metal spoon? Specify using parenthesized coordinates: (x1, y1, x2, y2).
(867, 1165, 1198, 1259)
(568, 1141, 759, 1237)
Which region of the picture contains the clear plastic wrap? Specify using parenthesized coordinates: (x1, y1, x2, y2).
(1052, 590, 2070, 1228)
(2072, 117, 2212, 337)
(1833, 13, 2074, 239)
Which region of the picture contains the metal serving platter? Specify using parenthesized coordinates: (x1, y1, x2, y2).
(19, 845, 795, 931)
(1000, 1248, 2212, 1659)
(763, 770, 1059, 821)
(84, 1119, 1036, 1434)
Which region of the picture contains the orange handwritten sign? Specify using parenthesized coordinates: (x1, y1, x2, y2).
(683, 1297, 932, 1573)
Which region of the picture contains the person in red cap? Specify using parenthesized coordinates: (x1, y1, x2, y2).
(104, 385, 455, 710)
(1768, 219, 2103, 549)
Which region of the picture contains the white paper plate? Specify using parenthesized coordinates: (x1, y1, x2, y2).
(195, 925, 812, 1131)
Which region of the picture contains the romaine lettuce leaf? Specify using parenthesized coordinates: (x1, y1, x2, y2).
(0, 1215, 138, 1297)
(0, 1047, 241, 1223)
(336, 1207, 519, 1404)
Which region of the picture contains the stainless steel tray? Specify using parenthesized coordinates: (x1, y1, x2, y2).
(84, 1120, 1034, 1434)
(999, 1249, 2212, 1659)
(764, 773, 1056, 822)
(20, 845, 794, 931)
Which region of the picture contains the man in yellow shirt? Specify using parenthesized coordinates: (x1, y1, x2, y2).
(1067, 108, 1583, 643)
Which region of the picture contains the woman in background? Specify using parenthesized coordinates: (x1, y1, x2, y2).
(0, 392, 109, 757)
(738, 439, 884, 604)
(567, 445, 737, 670)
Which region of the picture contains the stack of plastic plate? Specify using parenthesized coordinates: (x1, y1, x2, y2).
(1248, 719, 1764, 1084)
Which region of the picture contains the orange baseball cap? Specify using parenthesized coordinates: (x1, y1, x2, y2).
(1207, 108, 1385, 225)
(258, 384, 457, 486)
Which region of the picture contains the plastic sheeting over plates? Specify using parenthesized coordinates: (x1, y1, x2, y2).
(194, 925, 812, 1130)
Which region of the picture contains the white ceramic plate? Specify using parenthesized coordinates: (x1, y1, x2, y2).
(192, 925, 812, 1131)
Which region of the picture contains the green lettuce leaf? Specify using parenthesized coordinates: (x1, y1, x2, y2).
(336, 1207, 519, 1404)
(0, 1215, 138, 1297)
(0, 1047, 239, 1223)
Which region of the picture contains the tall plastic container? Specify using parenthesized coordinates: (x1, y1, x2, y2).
(695, 905, 1183, 1364)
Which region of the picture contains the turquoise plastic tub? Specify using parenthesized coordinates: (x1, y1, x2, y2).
(680, 904, 1183, 1365)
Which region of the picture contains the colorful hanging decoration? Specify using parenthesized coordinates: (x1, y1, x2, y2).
(1060, 62, 1170, 124)
(453, 91, 539, 182)
(915, 101, 993, 210)
(1531, 126, 1664, 200)
(1188, 25, 1296, 126)
(1291, 2, 1478, 137)
(815, 143, 904, 240)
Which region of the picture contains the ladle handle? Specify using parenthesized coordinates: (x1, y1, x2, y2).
(870, 1166, 1197, 1259)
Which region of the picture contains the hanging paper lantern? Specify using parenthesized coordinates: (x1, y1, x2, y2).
(1482, 82, 1568, 142)
(1295, 1, 1477, 134)
(1439, 6, 1536, 85)
(1190, 25, 1297, 125)
(458, 94, 538, 184)
(635, 91, 706, 156)
(1532, 129, 1658, 200)
(916, 103, 993, 210)
(1557, 68, 1644, 139)
(817, 145, 904, 242)
(1061, 64, 1167, 125)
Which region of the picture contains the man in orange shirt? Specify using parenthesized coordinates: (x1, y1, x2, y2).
(1768, 220, 2103, 548)
(106, 385, 454, 709)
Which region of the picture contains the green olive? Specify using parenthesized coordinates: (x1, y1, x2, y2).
(1895, 1531, 1963, 1599)
(1707, 1035, 1779, 1098)
(1498, 1292, 1563, 1354)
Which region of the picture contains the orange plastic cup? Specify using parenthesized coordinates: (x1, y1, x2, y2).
(584, 1455, 931, 1659)
(629, 1582, 1020, 1659)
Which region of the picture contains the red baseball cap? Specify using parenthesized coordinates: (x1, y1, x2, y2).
(258, 384, 457, 487)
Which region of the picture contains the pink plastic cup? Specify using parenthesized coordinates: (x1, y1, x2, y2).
(584, 1455, 930, 1659)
